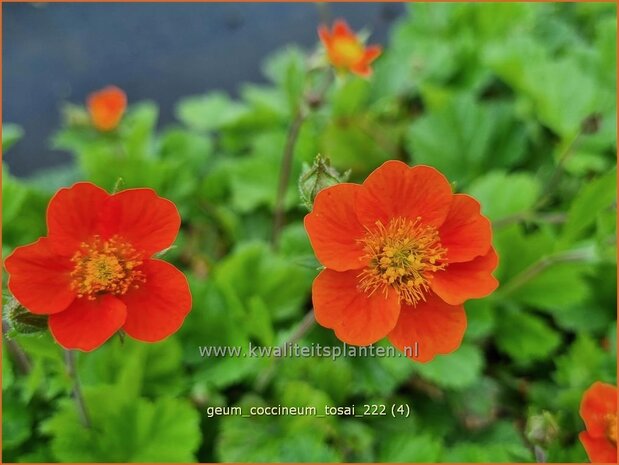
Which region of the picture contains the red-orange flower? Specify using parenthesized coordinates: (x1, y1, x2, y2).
(579, 382, 617, 462)
(5, 182, 191, 351)
(318, 19, 382, 77)
(87, 86, 127, 131)
(305, 161, 498, 362)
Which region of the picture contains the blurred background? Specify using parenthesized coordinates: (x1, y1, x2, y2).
(3, 2, 403, 176)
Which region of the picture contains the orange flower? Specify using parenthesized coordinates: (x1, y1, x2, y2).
(579, 382, 617, 462)
(304, 161, 498, 362)
(5, 182, 191, 351)
(87, 86, 127, 131)
(318, 19, 382, 77)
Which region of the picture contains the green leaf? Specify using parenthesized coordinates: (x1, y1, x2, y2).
(42, 386, 201, 462)
(216, 394, 341, 462)
(24, 164, 82, 193)
(2, 391, 32, 450)
(486, 40, 603, 137)
(413, 344, 484, 390)
(561, 167, 617, 245)
(322, 118, 395, 173)
(214, 241, 314, 321)
(262, 46, 306, 113)
(331, 77, 371, 117)
(379, 433, 443, 462)
(349, 342, 415, 396)
(181, 277, 258, 389)
(247, 297, 275, 346)
(467, 171, 541, 222)
(176, 92, 246, 132)
(513, 261, 591, 311)
(406, 95, 527, 186)
(464, 299, 496, 340)
(554, 334, 614, 388)
(2, 123, 24, 152)
(121, 101, 159, 158)
(79, 336, 186, 398)
(279, 357, 354, 405)
(495, 309, 561, 364)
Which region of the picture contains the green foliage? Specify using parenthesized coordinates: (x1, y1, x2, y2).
(2, 123, 24, 152)
(41, 386, 200, 462)
(406, 95, 527, 185)
(413, 344, 485, 390)
(2, 3, 616, 463)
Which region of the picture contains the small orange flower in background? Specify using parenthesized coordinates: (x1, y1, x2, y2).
(579, 382, 617, 462)
(305, 160, 498, 362)
(5, 182, 192, 351)
(318, 19, 382, 77)
(87, 85, 127, 131)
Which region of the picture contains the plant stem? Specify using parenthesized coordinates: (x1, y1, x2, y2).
(271, 71, 334, 248)
(499, 249, 593, 296)
(64, 350, 92, 429)
(536, 131, 582, 208)
(254, 310, 316, 392)
(272, 110, 306, 248)
(2, 320, 32, 375)
(534, 445, 547, 463)
(492, 212, 567, 229)
(285, 309, 316, 346)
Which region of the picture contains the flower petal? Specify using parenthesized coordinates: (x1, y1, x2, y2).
(580, 382, 618, 438)
(388, 293, 466, 362)
(120, 259, 192, 342)
(440, 194, 492, 263)
(579, 432, 617, 463)
(431, 248, 499, 305)
(49, 295, 126, 351)
(304, 183, 368, 271)
(333, 19, 353, 38)
(363, 45, 382, 63)
(46, 182, 109, 256)
(5, 238, 75, 315)
(355, 161, 452, 230)
(312, 268, 400, 346)
(100, 188, 181, 256)
(351, 63, 372, 78)
(318, 25, 332, 46)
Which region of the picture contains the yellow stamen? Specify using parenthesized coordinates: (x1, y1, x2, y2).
(358, 217, 447, 306)
(332, 37, 364, 65)
(70, 235, 145, 300)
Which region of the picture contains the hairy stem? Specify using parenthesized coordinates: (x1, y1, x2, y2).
(272, 110, 306, 248)
(2, 320, 32, 375)
(271, 71, 334, 248)
(64, 350, 92, 429)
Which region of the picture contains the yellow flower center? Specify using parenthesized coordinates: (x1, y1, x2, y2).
(606, 413, 617, 446)
(358, 217, 447, 306)
(332, 37, 364, 66)
(70, 235, 145, 299)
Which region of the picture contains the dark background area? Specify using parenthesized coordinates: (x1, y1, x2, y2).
(3, 2, 404, 177)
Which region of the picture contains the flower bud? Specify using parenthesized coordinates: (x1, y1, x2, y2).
(4, 296, 48, 336)
(61, 103, 91, 128)
(298, 154, 350, 211)
(526, 411, 559, 447)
